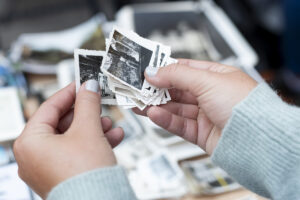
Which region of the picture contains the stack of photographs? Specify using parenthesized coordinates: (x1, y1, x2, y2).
(75, 27, 177, 110)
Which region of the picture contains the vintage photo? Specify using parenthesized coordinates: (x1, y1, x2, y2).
(74, 49, 117, 104)
(102, 28, 155, 91)
(79, 54, 102, 85)
(98, 73, 115, 99)
(141, 44, 162, 94)
(142, 46, 171, 95)
(152, 44, 160, 68)
(74, 27, 173, 110)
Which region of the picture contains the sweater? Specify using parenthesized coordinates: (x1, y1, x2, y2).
(47, 83, 300, 200)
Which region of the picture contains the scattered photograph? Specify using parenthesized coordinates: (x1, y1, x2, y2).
(149, 154, 177, 181)
(181, 158, 240, 195)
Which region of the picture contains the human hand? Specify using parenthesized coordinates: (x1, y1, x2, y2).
(134, 59, 257, 154)
(13, 80, 124, 199)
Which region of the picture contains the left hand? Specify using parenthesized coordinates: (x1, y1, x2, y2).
(13, 81, 124, 199)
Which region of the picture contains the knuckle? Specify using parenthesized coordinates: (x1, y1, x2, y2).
(177, 59, 188, 65)
(18, 168, 25, 181)
(177, 105, 184, 117)
(13, 137, 23, 157)
(208, 63, 221, 72)
(40, 101, 49, 110)
(13, 132, 29, 160)
(165, 115, 173, 131)
(160, 64, 182, 80)
(181, 119, 188, 137)
(169, 63, 181, 74)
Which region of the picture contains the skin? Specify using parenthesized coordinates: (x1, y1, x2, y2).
(14, 59, 257, 198)
(133, 59, 258, 154)
(13, 82, 124, 199)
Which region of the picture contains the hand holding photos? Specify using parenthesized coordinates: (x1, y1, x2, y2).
(75, 27, 176, 110)
(74, 49, 117, 104)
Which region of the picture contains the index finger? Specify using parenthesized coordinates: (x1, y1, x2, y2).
(177, 59, 237, 73)
(145, 63, 209, 95)
(28, 83, 76, 129)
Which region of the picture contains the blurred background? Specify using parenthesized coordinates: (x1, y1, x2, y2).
(0, 0, 299, 199)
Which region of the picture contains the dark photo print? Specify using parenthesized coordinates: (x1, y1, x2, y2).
(152, 45, 160, 68)
(79, 54, 103, 84)
(160, 53, 165, 66)
(79, 54, 115, 99)
(105, 30, 153, 90)
(98, 73, 115, 98)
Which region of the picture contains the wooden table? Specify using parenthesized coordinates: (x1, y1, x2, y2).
(182, 189, 266, 200)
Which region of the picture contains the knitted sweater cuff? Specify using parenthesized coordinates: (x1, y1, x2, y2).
(47, 166, 136, 200)
(211, 83, 300, 198)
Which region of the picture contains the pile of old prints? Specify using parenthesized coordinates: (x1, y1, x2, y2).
(75, 27, 177, 110)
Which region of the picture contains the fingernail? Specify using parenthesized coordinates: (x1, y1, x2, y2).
(146, 66, 158, 77)
(85, 79, 100, 93)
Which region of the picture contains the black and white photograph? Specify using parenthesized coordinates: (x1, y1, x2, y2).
(79, 54, 102, 85)
(141, 44, 163, 94)
(74, 29, 173, 110)
(74, 49, 117, 104)
(98, 73, 114, 98)
(160, 53, 166, 66)
(102, 28, 155, 91)
(152, 45, 160, 68)
(147, 47, 171, 95)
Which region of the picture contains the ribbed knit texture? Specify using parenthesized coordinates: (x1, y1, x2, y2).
(47, 166, 137, 200)
(212, 83, 300, 200)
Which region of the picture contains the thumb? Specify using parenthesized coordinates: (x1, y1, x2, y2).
(72, 79, 102, 134)
(145, 64, 213, 96)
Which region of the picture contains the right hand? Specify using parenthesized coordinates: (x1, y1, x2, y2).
(133, 59, 258, 154)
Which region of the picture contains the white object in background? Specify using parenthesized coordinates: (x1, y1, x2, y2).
(129, 152, 187, 200)
(9, 14, 106, 74)
(0, 163, 31, 199)
(0, 87, 25, 141)
(198, 0, 258, 70)
(0, 146, 10, 165)
(116, 0, 259, 71)
(57, 59, 75, 89)
(10, 14, 106, 60)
